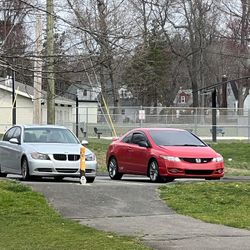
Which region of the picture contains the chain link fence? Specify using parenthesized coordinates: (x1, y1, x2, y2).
(1, 106, 250, 140)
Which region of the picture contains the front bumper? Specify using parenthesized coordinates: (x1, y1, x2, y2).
(159, 159, 224, 179)
(28, 158, 97, 178)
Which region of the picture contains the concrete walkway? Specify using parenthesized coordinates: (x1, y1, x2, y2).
(24, 176, 250, 250)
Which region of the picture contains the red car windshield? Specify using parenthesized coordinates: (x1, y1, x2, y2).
(148, 130, 206, 147)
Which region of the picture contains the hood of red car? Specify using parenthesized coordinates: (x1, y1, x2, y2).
(158, 146, 218, 158)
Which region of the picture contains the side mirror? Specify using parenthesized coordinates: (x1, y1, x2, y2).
(81, 140, 89, 146)
(138, 141, 149, 148)
(9, 138, 20, 144)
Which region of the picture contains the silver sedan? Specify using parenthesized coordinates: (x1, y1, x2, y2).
(0, 125, 97, 182)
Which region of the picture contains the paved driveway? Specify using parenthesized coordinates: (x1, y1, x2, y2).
(15, 176, 250, 250)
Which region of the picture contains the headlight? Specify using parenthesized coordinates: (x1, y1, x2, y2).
(160, 155, 181, 162)
(85, 153, 96, 161)
(212, 156, 224, 162)
(31, 152, 50, 160)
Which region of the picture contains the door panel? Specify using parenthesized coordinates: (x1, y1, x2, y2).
(0, 142, 22, 174)
(115, 142, 131, 173)
(126, 144, 148, 174)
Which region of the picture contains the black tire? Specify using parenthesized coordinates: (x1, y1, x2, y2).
(149, 160, 161, 183)
(0, 166, 7, 177)
(86, 177, 95, 183)
(21, 157, 30, 181)
(205, 177, 220, 180)
(108, 157, 123, 180)
(54, 176, 64, 181)
(160, 177, 175, 183)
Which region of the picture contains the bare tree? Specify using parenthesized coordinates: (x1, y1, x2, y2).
(221, 0, 250, 113)
(0, 0, 31, 78)
(65, 0, 136, 117)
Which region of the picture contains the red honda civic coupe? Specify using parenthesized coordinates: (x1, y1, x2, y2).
(106, 128, 224, 182)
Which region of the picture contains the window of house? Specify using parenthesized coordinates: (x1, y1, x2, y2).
(83, 90, 87, 96)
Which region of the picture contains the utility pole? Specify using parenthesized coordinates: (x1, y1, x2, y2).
(12, 70, 16, 125)
(46, 0, 55, 124)
(33, 14, 42, 124)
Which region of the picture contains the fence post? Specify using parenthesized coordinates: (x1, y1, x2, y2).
(86, 107, 89, 137)
(76, 96, 79, 138)
(194, 108, 198, 134)
(211, 89, 217, 142)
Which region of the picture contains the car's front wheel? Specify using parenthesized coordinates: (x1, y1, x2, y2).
(0, 165, 7, 177)
(205, 177, 221, 180)
(21, 157, 30, 181)
(108, 157, 123, 180)
(149, 160, 160, 182)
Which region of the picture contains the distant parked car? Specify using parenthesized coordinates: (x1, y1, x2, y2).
(0, 125, 97, 182)
(106, 128, 224, 182)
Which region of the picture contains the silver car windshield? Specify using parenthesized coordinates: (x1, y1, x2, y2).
(23, 128, 79, 144)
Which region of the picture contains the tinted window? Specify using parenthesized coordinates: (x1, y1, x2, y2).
(13, 127, 21, 141)
(3, 127, 16, 141)
(23, 128, 79, 144)
(131, 133, 147, 145)
(122, 133, 132, 143)
(149, 130, 206, 147)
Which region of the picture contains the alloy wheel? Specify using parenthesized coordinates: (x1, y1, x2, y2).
(149, 160, 159, 182)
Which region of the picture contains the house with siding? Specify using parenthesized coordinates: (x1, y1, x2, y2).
(0, 77, 74, 133)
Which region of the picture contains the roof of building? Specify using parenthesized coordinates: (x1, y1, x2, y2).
(0, 77, 74, 105)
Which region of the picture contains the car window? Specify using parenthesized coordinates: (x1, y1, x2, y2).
(12, 127, 21, 141)
(131, 133, 147, 145)
(148, 130, 206, 147)
(23, 128, 79, 144)
(122, 133, 132, 143)
(3, 127, 16, 141)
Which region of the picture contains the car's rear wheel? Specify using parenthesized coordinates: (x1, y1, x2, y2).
(21, 157, 30, 181)
(108, 157, 123, 180)
(86, 177, 95, 183)
(149, 160, 161, 182)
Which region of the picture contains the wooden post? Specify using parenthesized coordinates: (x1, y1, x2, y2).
(46, 0, 55, 124)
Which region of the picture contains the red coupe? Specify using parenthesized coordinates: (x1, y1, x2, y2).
(106, 128, 224, 182)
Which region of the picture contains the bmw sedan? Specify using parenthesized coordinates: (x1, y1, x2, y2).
(106, 128, 224, 182)
(0, 125, 97, 182)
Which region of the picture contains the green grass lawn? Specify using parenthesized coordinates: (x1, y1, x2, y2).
(87, 138, 111, 173)
(160, 182, 250, 230)
(210, 142, 250, 176)
(0, 180, 150, 250)
(1, 139, 250, 249)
